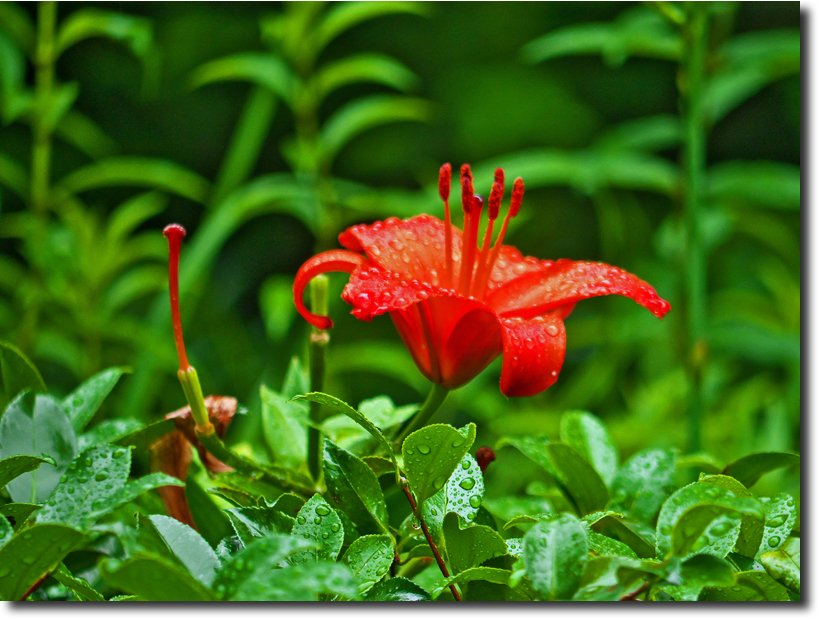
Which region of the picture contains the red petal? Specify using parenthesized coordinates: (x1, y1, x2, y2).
(339, 215, 463, 287)
(499, 315, 566, 397)
(487, 259, 672, 320)
(293, 250, 368, 329)
(484, 245, 552, 293)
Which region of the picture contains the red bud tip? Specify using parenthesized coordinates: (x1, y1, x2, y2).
(163, 223, 186, 243)
(475, 446, 496, 473)
(509, 178, 524, 217)
(438, 163, 452, 201)
(461, 175, 474, 213)
(488, 181, 503, 220)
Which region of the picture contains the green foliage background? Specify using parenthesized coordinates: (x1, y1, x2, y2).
(0, 0, 800, 520)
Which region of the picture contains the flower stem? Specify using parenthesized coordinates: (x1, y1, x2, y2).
(681, 5, 710, 454)
(308, 274, 329, 482)
(31, 1, 57, 216)
(396, 383, 449, 445)
(400, 482, 461, 601)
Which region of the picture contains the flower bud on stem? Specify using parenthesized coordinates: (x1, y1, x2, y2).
(308, 274, 330, 482)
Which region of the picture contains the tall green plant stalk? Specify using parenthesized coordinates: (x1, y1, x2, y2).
(681, 4, 710, 453)
(307, 275, 329, 482)
(31, 1, 57, 215)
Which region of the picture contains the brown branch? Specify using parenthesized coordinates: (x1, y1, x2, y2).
(401, 483, 462, 601)
(620, 581, 649, 601)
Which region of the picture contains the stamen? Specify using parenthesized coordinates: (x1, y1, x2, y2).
(459, 194, 483, 295)
(163, 224, 190, 371)
(471, 179, 504, 296)
(477, 177, 524, 298)
(439, 163, 453, 288)
(457, 169, 474, 292)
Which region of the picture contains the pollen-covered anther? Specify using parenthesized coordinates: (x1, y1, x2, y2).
(509, 177, 524, 217)
(439, 163, 451, 201)
(461, 175, 474, 213)
(487, 181, 503, 220)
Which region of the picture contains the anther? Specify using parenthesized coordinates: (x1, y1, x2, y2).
(438, 163, 451, 201)
(439, 163, 453, 287)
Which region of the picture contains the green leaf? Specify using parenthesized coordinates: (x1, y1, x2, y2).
(188, 53, 297, 106)
(442, 512, 508, 576)
(147, 515, 220, 587)
(52, 563, 105, 601)
(721, 452, 800, 488)
(55, 109, 119, 160)
(756, 494, 797, 559)
(423, 451, 485, 538)
(403, 423, 476, 508)
(317, 95, 433, 166)
(341, 534, 394, 595)
(36, 444, 131, 529)
(699, 475, 764, 558)
(593, 114, 682, 153)
(225, 505, 295, 546)
(432, 567, 512, 600)
(655, 482, 765, 561)
(362, 576, 431, 601)
(700, 570, 789, 601)
(0, 393, 77, 503)
(62, 367, 128, 431)
(312, 1, 429, 56)
(586, 530, 638, 559)
(56, 157, 210, 204)
(323, 440, 389, 535)
(610, 448, 676, 522)
(497, 435, 556, 477)
(290, 494, 344, 564)
(77, 418, 144, 452)
(656, 554, 736, 601)
(358, 395, 418, 432)
(0, 339, 46, 406)
(212, 534, 316, 600)
(0, 503, 39, 530)
(760, 537, 799, 594)
(676, 452, 724, 475)
(592, 515, 656, 559)
(100, 555, 214, 601)
(184, 475, 234, 547)
(314, 53, 419, 100)
(294, 392, 399, 482)
(0, 454, 55, 490)
(572, 556, 624, 601)
(521, 6, 682, 66)
(260, 384, 307, 468)
(0, 511, 12, 549)
(559, 410, 618, 486)
(0, 3, 34, 53)
(523, 514, 588, 601)
(55, 9, 154, 58)
(230, 561, 357, 601)
(115, 418, 175, 450)
(707, 160, 800, 211)
(543, 443, 609, 515)
(0, 523, 85, 600)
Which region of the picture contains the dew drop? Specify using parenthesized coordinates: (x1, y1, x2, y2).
(459, 478, 475, 491)
(297, 516, 307, 525)
(417, 445, 431, 455)
(432, 476, 447, 490)
(330, 523, 340, 532)
(95, 472, 108, 482)
(766, 514, 787, 527)
(768, 536, 781, 547)
(545, 325, 558, 337)
(469, 496, 481, 509)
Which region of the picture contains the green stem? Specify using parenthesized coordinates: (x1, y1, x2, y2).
(307, 275, 329, 482)
(31, 1, 57, 215)
(681, 4, 710, 454)
(396, 383, 449, 445)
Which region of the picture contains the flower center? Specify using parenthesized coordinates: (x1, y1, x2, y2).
(438, 164, 525, 299)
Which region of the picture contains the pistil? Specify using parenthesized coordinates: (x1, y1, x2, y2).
(476, 177, 524, 298)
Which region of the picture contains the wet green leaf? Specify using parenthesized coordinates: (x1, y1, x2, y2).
(422, 451, 485, 538)
(77, 418, 143, 452)
(559, 410, 618, 486)
(0, 393, 77, 503)
(544, 443, 609, 515)
(760, 537, 799, 593)
(62, 366, 128, 432)
(147, 515, 220, 587)
(323, 440, 389, 535)
(0, 454, 55, 490)
(290, 494, 344, 564)
(0, 503, 39, 530)
(341, 534, 394, 595)
(442, 512, 508, 576)
(403, 423, 476, 508)
(657, 555, 736, 601)
(523, 513, 588, 601)
(721, 452, 799, 488)
(0, 523, 85, 600)
(226, 505, 295, 546)
(656, 482, 764, 561)
(699, 475, 764, 557)
(230, 561, 357, 601)
(432, 567, 511, 600)
(610, 448, 676, 522)
(260, 384, 307, 468)
(587, 530, 638, 559)
(52, 563, 104, 601)
(362, 576, 431, 601)
(114, 418, 175, 450)
(756, 493, 797, 559)
(700, 570, 789, 601)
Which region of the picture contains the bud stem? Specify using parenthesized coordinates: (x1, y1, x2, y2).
(308, 274, 329, 482)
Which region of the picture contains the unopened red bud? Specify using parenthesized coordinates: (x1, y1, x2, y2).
(475, 446, 496, 473)
(439, 163, 452, 201)
(509, 178, 524, 217)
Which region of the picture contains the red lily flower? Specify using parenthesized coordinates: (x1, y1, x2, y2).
(293, 164, 671, 397)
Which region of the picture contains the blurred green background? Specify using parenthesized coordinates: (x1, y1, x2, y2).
(0, 2, 800, 499)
